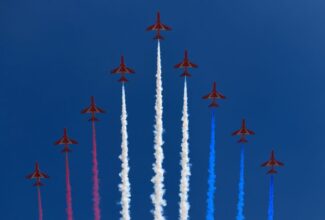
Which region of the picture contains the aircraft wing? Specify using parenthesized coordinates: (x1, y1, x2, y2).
(261, 161, 271, 167)
(161, 23, 171, 30)
(146, 24, 156, 31)
(70, 139, 78, 144)
(247, 129, 255, 135)
(175, 62, 197, 69)
(81, 106, 92, 114)
(217, 93, 226, 99)
(202, 94, 212, 99)
(188, 62, 198, 68)
(274, 160, 284, 166)
(26, 173, 35, 179)
(54, 139, 63, 145)
(95, 106, 105, 114)
(40, 172, 49, 179)
(232, 129, 241, 136)
(174, 62, 184, 68)
(111, 67, 120, 74)
(126, 67, 135, 73)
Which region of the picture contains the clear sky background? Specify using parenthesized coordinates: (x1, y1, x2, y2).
(1, 0, 325, 219)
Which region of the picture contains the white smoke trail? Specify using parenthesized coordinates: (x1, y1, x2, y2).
(119, 84, 131, 220)
(179, 79, 191, 220)
(151, 41, 166, 220)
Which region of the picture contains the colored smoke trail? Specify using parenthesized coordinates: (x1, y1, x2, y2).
(92, 121, 101, 220)
(119, 85, 131, 220)
(37, 187, 43, 220)
(236, 145, 245, 220)
(65, 153, 74, 220)
(206, 112, 216, 220)
(268, 175, 274, 220)
(151, 41, 166, 220)
(179, 79, 191, 220)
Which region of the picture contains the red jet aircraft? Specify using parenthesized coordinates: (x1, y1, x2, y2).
(174, 50, 198, 77)
(26, 162, 49, 187)
(81, 96, 105, 121)
(146, 12, 171, 40)
(202, 82, 226, 107)
(261, 150, 284, 174)
(111, 56, 135, 83)
(232, 119, 255, 143)
(54, 128, 78, 152)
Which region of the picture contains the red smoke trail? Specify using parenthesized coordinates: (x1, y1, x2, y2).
(37, 187, 43, 220)
(92, 120, 101, 220)
(65, 152, 74, 220)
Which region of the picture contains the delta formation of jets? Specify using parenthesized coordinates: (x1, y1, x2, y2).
(26, 11, 284, 187)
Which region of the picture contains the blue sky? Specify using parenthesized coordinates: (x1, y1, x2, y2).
(1, 0, 325, 219)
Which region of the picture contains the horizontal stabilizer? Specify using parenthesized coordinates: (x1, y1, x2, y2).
(33, 182, 44, 187)
(154, 34, 164, 40)
(88, 117, 99, 122)
(61, 148, 72, 153)
(238, 137, 248, 143)
(209, 101, 219, 108)
(267, 168, 277, 175)
(180, 72, 191, 77)
(119, 76, 128, 83)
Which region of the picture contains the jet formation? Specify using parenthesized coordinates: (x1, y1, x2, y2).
(24, 11, 285, 220)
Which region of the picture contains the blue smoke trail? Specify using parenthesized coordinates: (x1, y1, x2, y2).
(236, 145, 245, 220)
(206, 111, 216, 220)
(268, 175, 274, 220)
